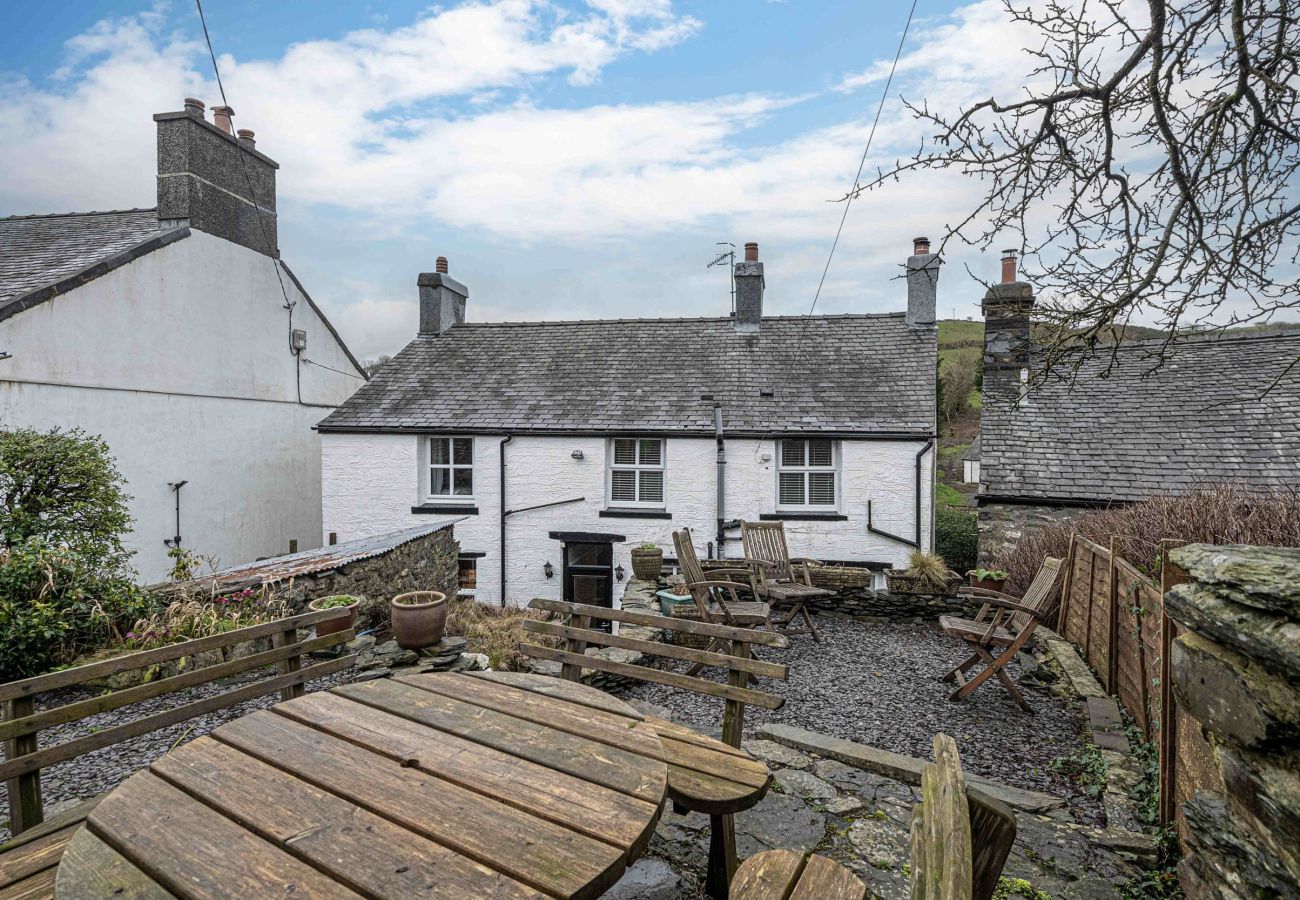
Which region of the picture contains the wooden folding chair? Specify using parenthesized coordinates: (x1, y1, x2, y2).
(740, 521, 833, 641)
(938, 557, 1063, 712)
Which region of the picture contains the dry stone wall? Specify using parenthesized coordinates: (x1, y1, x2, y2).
(1165, 544, 1300, 898)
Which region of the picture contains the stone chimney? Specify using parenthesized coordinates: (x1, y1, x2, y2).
(981, 249, 1036, 403)
(734, 241, 763, 333)
(418, 257, 468, 336)
(905, 236, 940, 326)
(154, 99, 279, 257)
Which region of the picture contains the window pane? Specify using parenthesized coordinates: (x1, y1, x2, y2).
(430, 467, 451, 496)
(807, 440, 833, 467)
(430, 438, 450, 465)
(779, 472, 806, 506)
(611, 470, 636, 502)
(452, 438, 473, 465)
(638, 471, 664, 503)
(453, 468, 473, 496)
(780, 440, 805, 467)
(613, 439, 637, 466)
(808, 472, 836, 505)
(638, 439, 662, 466)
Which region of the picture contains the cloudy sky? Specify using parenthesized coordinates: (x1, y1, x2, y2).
(0, 0, 1041, 360)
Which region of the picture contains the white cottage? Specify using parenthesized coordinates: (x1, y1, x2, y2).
(319, 241, 939, 608)
(0, 100, 365, 582)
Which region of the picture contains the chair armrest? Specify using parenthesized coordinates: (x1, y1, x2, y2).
(702, 567, 757, 582)
(981, 598, 1045, 619)
(959, 586, 1020, 603)
(789, 557, 821, 586)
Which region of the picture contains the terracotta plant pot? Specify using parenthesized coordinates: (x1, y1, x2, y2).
(969, 574, 1008, 593)
(391, 591, 448, 650)
(630, 547, 664, 581)
(308, 595, 359, 637)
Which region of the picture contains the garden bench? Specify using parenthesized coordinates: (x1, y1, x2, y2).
(740, 520, 833, 641)
(910, 734, 1017, 900)
(939, 557, 1062, 711)
(0, 607, 355, 897)
(732, 849, 867, 899)
(519, 597, 789, 899)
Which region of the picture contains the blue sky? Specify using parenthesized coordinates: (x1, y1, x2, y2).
(1, 0, 1021, 359)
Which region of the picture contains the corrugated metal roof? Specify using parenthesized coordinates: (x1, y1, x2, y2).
(178, 520, 463, 591)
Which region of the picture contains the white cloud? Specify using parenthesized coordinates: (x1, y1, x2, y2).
(1, 0, 1048, 356)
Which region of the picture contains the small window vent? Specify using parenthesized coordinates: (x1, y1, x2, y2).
(699, 393, 714, 401)
(759, 389, 775, 398)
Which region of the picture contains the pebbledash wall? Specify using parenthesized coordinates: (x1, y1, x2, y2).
(0, 230, 361, 582)
(321, 432, 934, 607)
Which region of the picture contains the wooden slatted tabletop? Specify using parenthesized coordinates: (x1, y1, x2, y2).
(53, 672, 673, 900)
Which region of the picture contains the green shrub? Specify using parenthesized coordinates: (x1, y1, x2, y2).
(0, 426, 146, 680)
(936, 505, 977, 575)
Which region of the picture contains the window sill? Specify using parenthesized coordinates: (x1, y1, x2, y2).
(599, 509, 672, 520)
(412, 503, 479, 515)
(760, 512, 848, 521)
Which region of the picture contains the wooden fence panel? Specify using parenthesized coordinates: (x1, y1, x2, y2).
(1086, 547, 1113, 687)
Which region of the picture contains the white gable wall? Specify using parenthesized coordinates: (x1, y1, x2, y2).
(0, 230, 363, 582)
(322, 431, 933, 607)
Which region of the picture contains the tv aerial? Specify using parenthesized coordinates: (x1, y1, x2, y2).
(707, 242, 736, 314)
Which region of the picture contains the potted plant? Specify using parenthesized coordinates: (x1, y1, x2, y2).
(391, 591, 448, 650)
(967, 567, 1010, 593)
(308, 595, 359, 637)
(655, 579, 695, 616)
(885, 551, 962, 595)
(630, 543, 664, 581)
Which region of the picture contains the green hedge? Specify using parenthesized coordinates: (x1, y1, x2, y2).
(936, 504, 977, 575)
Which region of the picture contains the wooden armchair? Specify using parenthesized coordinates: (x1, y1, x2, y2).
(938, 557, 1063, 712)
(519, 599, 789, 898)
(673, 527, 772, 631)
(740, 521, 834, 641)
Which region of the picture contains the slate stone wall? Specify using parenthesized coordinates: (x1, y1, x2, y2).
(265, 527, 459, 630)
(802, 566, 982, 622)
(1165, 545, 1300, 898)
(977, 501, 1085, 565)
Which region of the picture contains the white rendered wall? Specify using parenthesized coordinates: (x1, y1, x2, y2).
(322, 432, 934, 608)
(0, 230, 363, 582)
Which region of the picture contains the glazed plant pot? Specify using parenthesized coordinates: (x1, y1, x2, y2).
(630, 547, 664, 581)
(391, 591, 449, 650)
(308, 595, 359, 637)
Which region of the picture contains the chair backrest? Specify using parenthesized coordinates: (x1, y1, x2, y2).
(909, 734, 1016, 900)
(673, 527, 707, 586)
(0, 607, 355, 836)
(1009, 557, 1063, 633)
(741, 521, 794, 582)
(520, 598, 789, 747)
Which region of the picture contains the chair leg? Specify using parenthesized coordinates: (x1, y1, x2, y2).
(686, 637, 727, 677)
(704, 813, 737, 899)
(801, 605, 820, 642)
(942, 651, 981, 684)
(949, 645, 1030, 711)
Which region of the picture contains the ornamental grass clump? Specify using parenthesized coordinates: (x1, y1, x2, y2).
(444, 597, 558, 671)
(905, 550, 956, 592)
(124, 588, 289, 650)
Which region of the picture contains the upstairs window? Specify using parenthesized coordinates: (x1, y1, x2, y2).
(777, 439, 837, 509)
(608, 439, 665, 507)
(428, 437, 473, 500)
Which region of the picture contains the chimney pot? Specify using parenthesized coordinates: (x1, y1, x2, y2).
(211, 105, 234, 134)
(236, 128, 256, 148)
(184, 98, 206, 118)
(1001, 249, 1018, 284)
(744, 241, 759, 262)
(436, 256, 449, 274)
(913, 236, 930, 255)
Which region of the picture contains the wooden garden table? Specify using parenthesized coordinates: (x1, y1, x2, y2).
(53, 671, 673, 899)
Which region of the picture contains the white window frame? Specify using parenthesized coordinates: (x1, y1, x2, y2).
(423, 436, 475, 503)
(606, 438, 667, 509)
(775, 438, 839, 511)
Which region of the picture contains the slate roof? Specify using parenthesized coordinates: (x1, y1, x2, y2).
(0, 209, 166, 318)
(318, 314, 937, 436)
(963, 435, 980, 461)
(980, 331, 1300, 503)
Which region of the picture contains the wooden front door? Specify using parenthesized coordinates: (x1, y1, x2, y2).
(563, 542, 614, 633)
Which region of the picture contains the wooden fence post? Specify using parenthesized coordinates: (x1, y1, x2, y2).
(559, 614, 590, 683)
(272, 625, 306, 702)
(721, 640, 751, 748)
(3, 697, 43, 835)
(1158, 539, 1189, 827)
(1107, 536, 1121, 694)
(1082, 546, 1097, 666)
(1056, 533, 1077, 636)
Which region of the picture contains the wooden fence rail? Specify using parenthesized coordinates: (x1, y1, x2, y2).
(1056, 532, 1218, 837)
(0, 607, 355, 836)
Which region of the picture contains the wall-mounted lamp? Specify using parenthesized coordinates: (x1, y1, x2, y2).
(570, 449, 585, 460)
(615, 564, 625, 582)
(543, 561, 554, 579)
